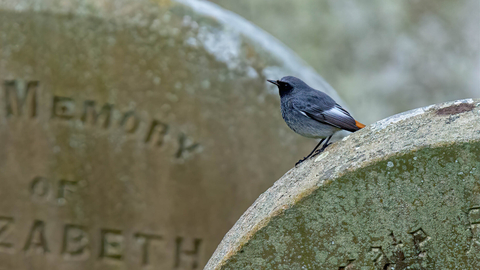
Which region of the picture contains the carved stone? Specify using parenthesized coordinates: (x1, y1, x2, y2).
(0, 0, 345, 269)
(206, 99, 480, 270)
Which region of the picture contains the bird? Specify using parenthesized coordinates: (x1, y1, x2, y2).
(267, 76, 365, 166)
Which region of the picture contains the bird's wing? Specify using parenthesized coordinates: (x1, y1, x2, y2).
(292, 96, 360, 132)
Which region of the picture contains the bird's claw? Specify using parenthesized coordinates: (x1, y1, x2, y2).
(295, 157, 307, 166)
(295, 141, 332, 166)
(299, 143, 331, 164)
(311, 148, 325, 157)
(316, 143, 331, 154)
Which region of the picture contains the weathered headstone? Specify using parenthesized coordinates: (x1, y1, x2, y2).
(0, 0, 346, 269)
(206, 99, 480, 269)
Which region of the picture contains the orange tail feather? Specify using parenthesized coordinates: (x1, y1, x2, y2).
(355, 120, 366, 129)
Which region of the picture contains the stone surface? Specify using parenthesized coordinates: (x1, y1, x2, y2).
(0, 0, 345, 269)
(206, 99, 480, 270)
(208, 0, 480, 124)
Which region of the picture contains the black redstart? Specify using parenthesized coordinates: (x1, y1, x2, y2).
(268, 76, 365, 165)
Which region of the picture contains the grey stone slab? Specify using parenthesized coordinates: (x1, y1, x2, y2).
(0, 0, 345, 269)
(206, 99, 480, 270)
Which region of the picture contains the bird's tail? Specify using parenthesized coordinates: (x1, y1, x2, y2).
(355, 120, 366, 129)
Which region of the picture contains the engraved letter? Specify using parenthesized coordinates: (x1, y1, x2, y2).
(145, 120, 169, 146)
(469, 207, 480, 225)
(121, 111, 140, 133)
(81, 100, 112, 128)
(24, 220, 49, 254)
(4, 80, 38, 117)
(135, 233, 162, 265)
(0, 217, 14, 253)
(175, 237, 202, 269)
(176, 133, 200, 158)
(368, 247, 389, 269)
(100, 229, 123, 260)
(62, 225, 89, 260)
(52, 96, 75, 119)
(338, 259, 355, 270)
(409, 228, 430, 257)
(468, 207, 480, 253)
(57, 180, 78, 205)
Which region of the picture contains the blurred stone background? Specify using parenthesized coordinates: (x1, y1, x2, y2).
(208, 0, 480, 123)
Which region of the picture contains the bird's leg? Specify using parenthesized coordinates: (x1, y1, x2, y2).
(313, 135, 332, 156)
(295, 138, 325, 166)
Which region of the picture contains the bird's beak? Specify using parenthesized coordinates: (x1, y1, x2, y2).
(267, 79, 280, 86)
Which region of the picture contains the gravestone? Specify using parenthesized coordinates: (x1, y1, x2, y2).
(0, 0, 346, 269)
(206, 99, 480, 270)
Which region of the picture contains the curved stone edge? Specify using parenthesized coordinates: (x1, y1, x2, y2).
(1, 0, 344, 106)
(205, 98, 480, 270)
(173, 0, 343, 102)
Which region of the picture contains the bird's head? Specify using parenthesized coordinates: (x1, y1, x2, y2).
(267, 76, 308, 97)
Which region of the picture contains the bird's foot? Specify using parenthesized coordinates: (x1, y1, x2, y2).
(312, 143, 331, 157)
(312, 148, 324, 157)
(295, 157, 307, 166)
(296, 139, 333, 166)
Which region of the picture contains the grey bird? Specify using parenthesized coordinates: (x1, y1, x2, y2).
(268, 76, 365, 165)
